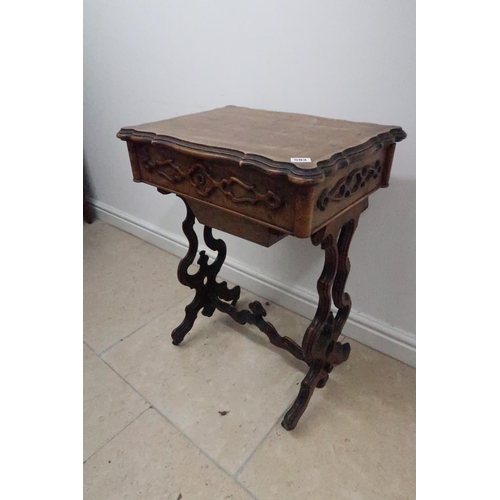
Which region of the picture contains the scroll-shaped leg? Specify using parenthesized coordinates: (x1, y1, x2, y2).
(170, 201, 204, 345)
(202, 225, 241, 309)
(171, 197, 241, 345)
(282, 198, 368, 430)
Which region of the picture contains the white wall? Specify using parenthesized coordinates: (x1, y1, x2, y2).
(84, 0, 416, 364)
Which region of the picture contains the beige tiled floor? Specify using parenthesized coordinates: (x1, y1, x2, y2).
(83, 220, 415, 499)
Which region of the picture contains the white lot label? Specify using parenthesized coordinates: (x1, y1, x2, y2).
(290, 157, 311, 163)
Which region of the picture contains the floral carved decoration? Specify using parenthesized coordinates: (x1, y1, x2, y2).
(317, 160, 382, 211)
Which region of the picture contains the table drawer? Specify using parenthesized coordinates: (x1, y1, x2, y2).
(127, 142, 296, 233)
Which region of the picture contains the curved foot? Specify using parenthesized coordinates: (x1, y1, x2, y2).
(281, 362, 323, 430)
(281, 414, 298, 431)
(171, 295, 203, 345)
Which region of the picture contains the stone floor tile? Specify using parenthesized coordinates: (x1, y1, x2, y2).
(83, 343, 150, 461)
(84, 408, 253, 499)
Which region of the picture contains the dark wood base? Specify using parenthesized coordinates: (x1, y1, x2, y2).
(171, 195, 367, 431)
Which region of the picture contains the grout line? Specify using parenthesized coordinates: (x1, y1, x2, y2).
(91, 348, 259, 500)
(97, 315, 164, 357)
(96, 290, 191, 357)
(150, 406, 234, 478)
(234, 405, 291, 479)
(83, 406, 150, 464)
(88, 347, 155, 407)
(149, 406, 260, 500)
(83, 340, 97, 354)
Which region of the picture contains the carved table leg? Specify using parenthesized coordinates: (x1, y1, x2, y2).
(281, 198, 368, 430)
(171, 197, 303, 362)
(171, 198, 241, 345)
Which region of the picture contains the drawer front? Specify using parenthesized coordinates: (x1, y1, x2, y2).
(128, 142, 295, 232)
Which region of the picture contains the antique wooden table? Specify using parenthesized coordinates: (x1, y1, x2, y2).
(117, 106, 406, 430)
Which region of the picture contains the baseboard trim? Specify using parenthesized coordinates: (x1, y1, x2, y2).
(89, 199, 416, 367)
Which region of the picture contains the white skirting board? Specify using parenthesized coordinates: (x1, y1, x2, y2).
(89, 199, 416, 367)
